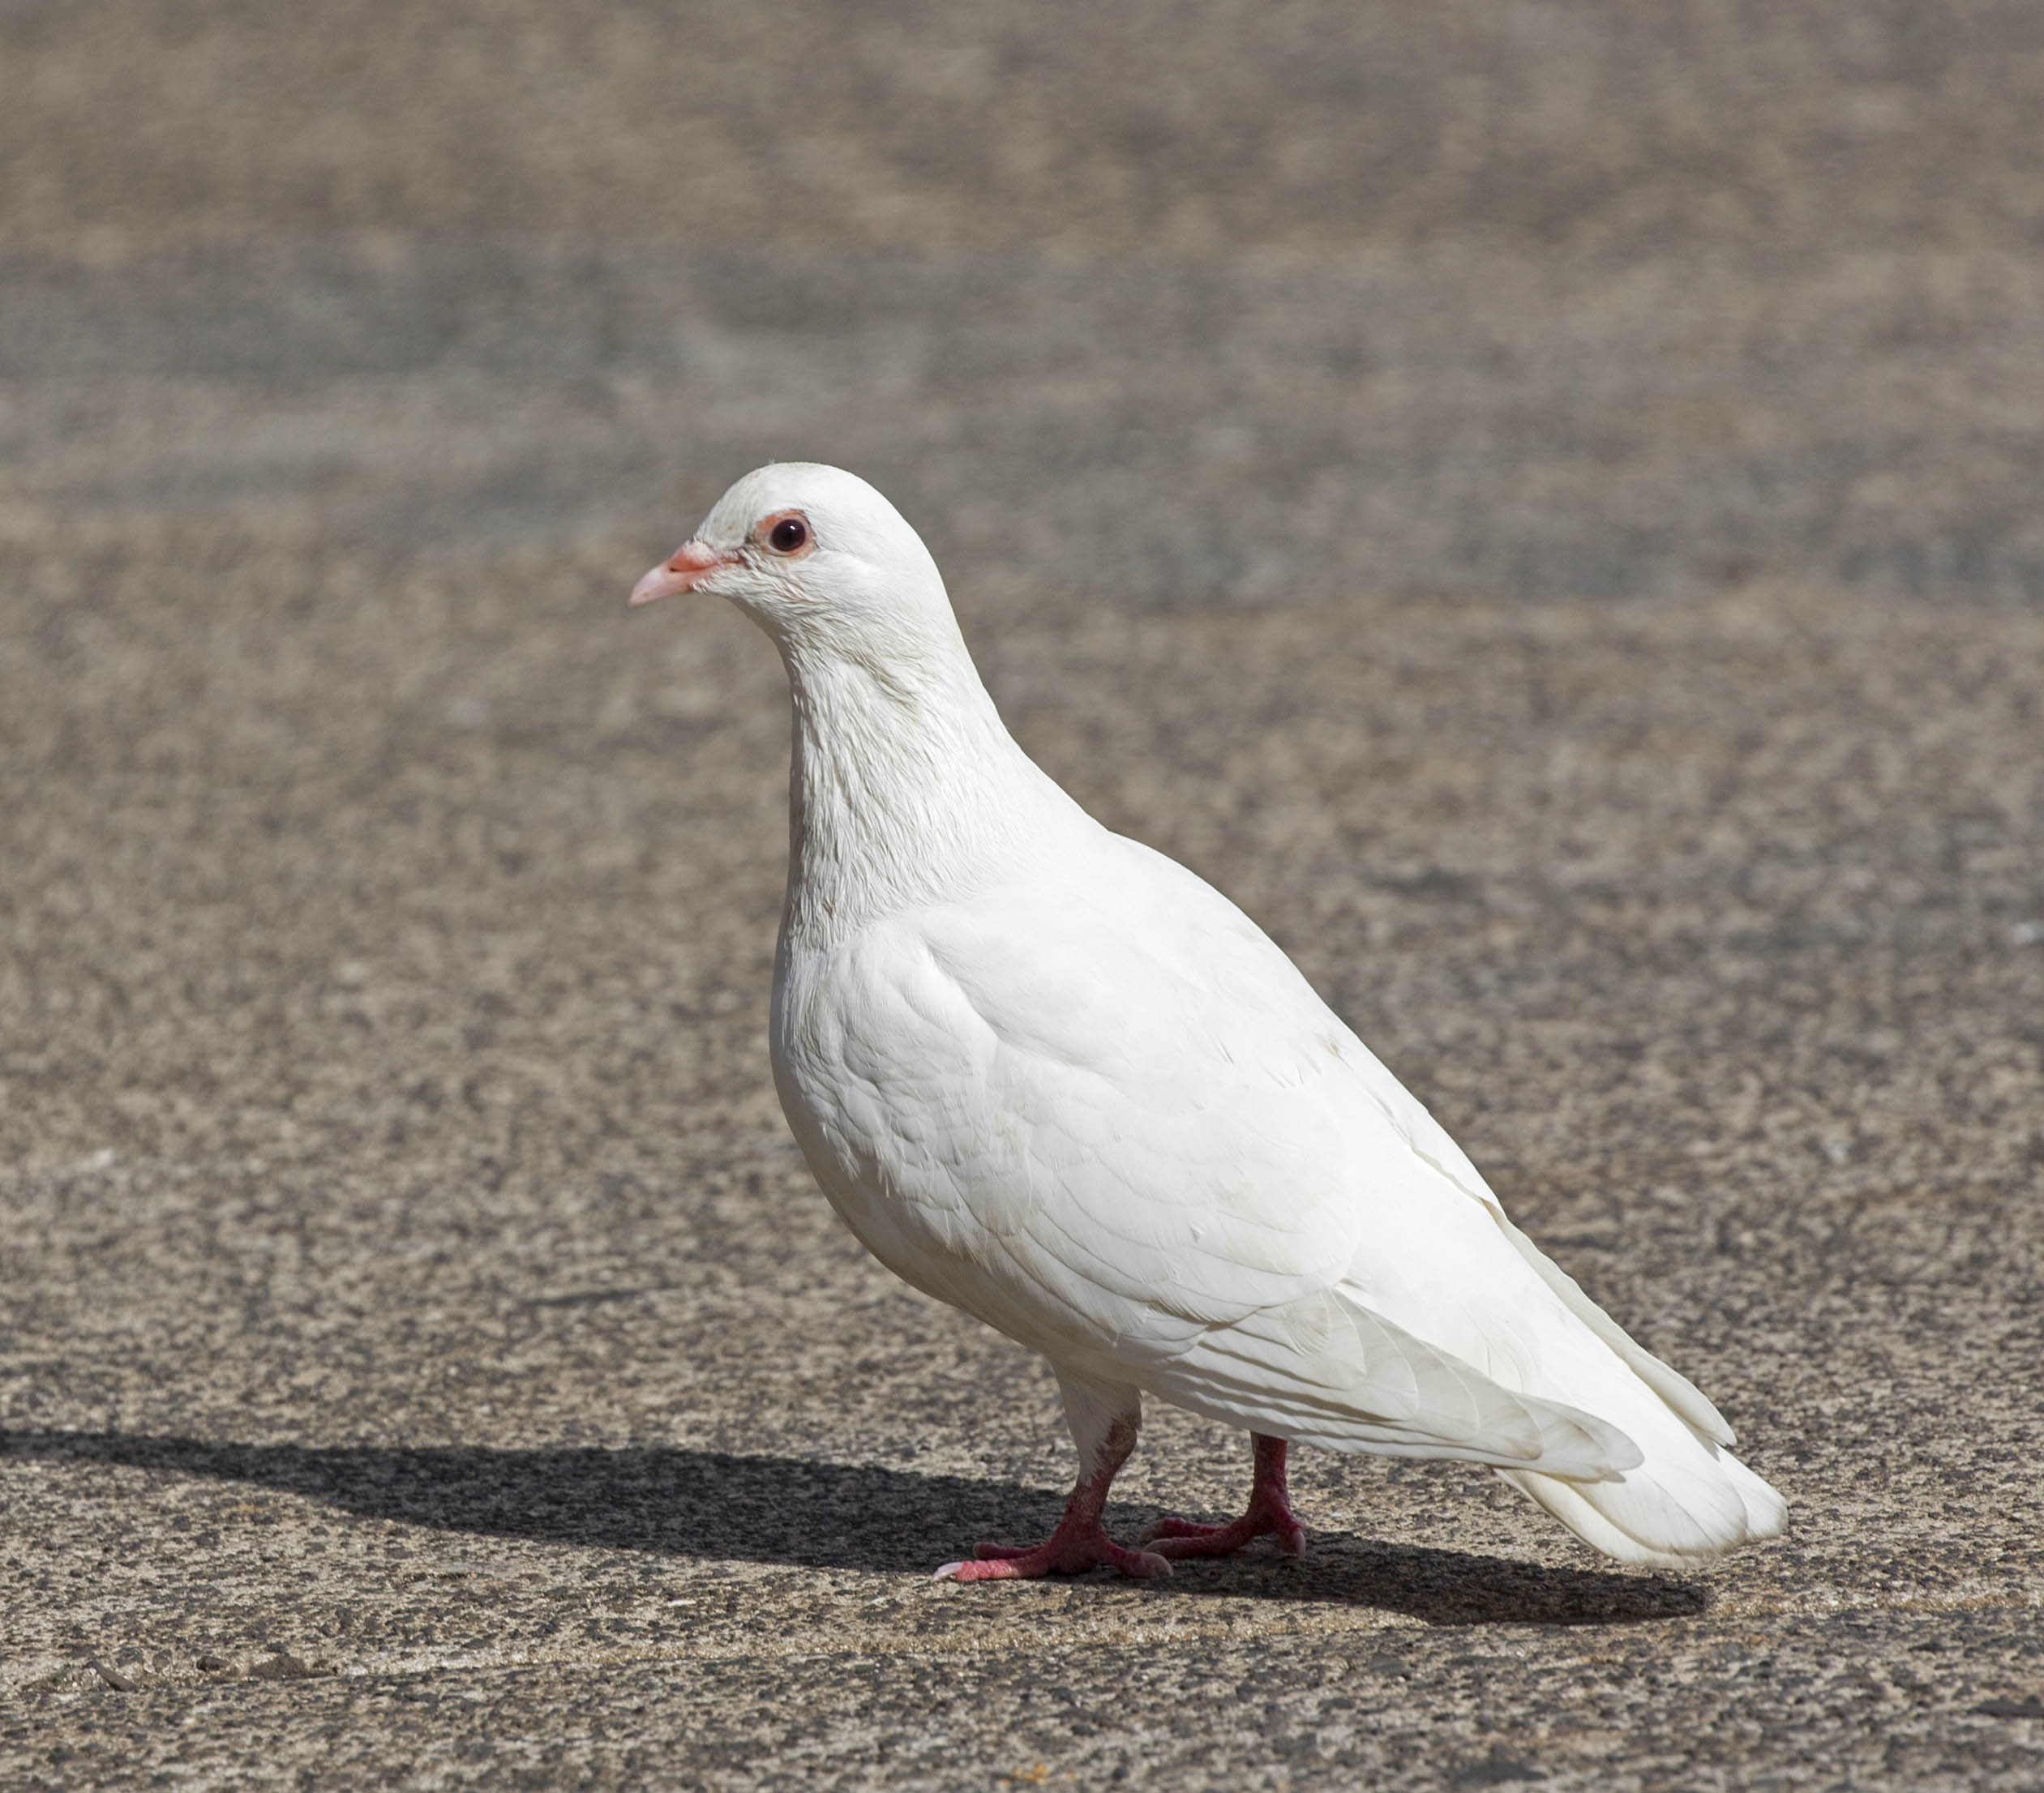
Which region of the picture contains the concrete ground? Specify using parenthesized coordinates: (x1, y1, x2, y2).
(2, 4, 2041, 1787)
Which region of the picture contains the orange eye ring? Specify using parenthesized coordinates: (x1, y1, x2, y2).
(764, 514, 810, 555)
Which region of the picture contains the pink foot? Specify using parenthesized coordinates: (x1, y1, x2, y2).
(932, 1408, 1168, 1584)
(1142, 1433, 1307, 1560)
(934, 1514, 1170, 1582)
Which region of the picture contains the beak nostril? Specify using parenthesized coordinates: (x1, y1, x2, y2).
(667, 541, 724, 575)
(630, 541, 727, 609)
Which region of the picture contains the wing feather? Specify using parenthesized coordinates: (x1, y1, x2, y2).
(778, 839, 1715, 1483)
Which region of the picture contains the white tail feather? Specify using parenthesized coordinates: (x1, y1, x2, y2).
(1498, 1431, 1787, 1569)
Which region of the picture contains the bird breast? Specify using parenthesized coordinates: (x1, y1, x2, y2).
(765, 888, 1384, 1374)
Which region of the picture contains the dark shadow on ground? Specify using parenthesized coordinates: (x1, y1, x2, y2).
(2, 1429, 1705, 1626)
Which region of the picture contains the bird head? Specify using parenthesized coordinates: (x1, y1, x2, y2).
(629, 464, 957, 666)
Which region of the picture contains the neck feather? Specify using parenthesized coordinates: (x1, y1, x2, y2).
(776, 635, 1076, 943)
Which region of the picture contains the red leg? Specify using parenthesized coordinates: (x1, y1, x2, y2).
(1141, 1433, 1307, 1560)
(934, 1411, 1171, 1583)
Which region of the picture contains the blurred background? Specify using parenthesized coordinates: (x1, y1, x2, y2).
(8, 0, 2044, 603)
(2, 3, 2042, 1767)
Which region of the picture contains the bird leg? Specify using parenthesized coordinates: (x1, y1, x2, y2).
(1141, 1432, 1307, 1560)
(935, 1376, 1170, 1583)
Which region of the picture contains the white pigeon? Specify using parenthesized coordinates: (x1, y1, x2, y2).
(630, 464, 1787, 1581)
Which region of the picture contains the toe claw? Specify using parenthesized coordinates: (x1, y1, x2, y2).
(1141, 1508, 1307, 1562)
(933, 1526, 1172, 1583)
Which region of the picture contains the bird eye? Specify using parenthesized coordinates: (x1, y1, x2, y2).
(765, 516, 809, 554)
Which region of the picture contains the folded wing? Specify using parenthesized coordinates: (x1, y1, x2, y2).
(785, 834, 1783, 1564)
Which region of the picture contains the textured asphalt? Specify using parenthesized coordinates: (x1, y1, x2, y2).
(3, 4, 2042, 1788)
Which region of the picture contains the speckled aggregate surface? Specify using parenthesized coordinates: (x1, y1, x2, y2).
(2, 4, 2042, 1787)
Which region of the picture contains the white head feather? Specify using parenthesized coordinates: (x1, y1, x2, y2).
(632, 463, 1078, 935)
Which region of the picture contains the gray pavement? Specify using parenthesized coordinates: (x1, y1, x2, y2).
(2, 4, 2042, 1787)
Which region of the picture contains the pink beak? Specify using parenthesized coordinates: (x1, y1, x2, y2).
(628, 540, 731, 608)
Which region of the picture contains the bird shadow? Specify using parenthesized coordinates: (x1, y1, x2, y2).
(2, 1429, 1704, 1627)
